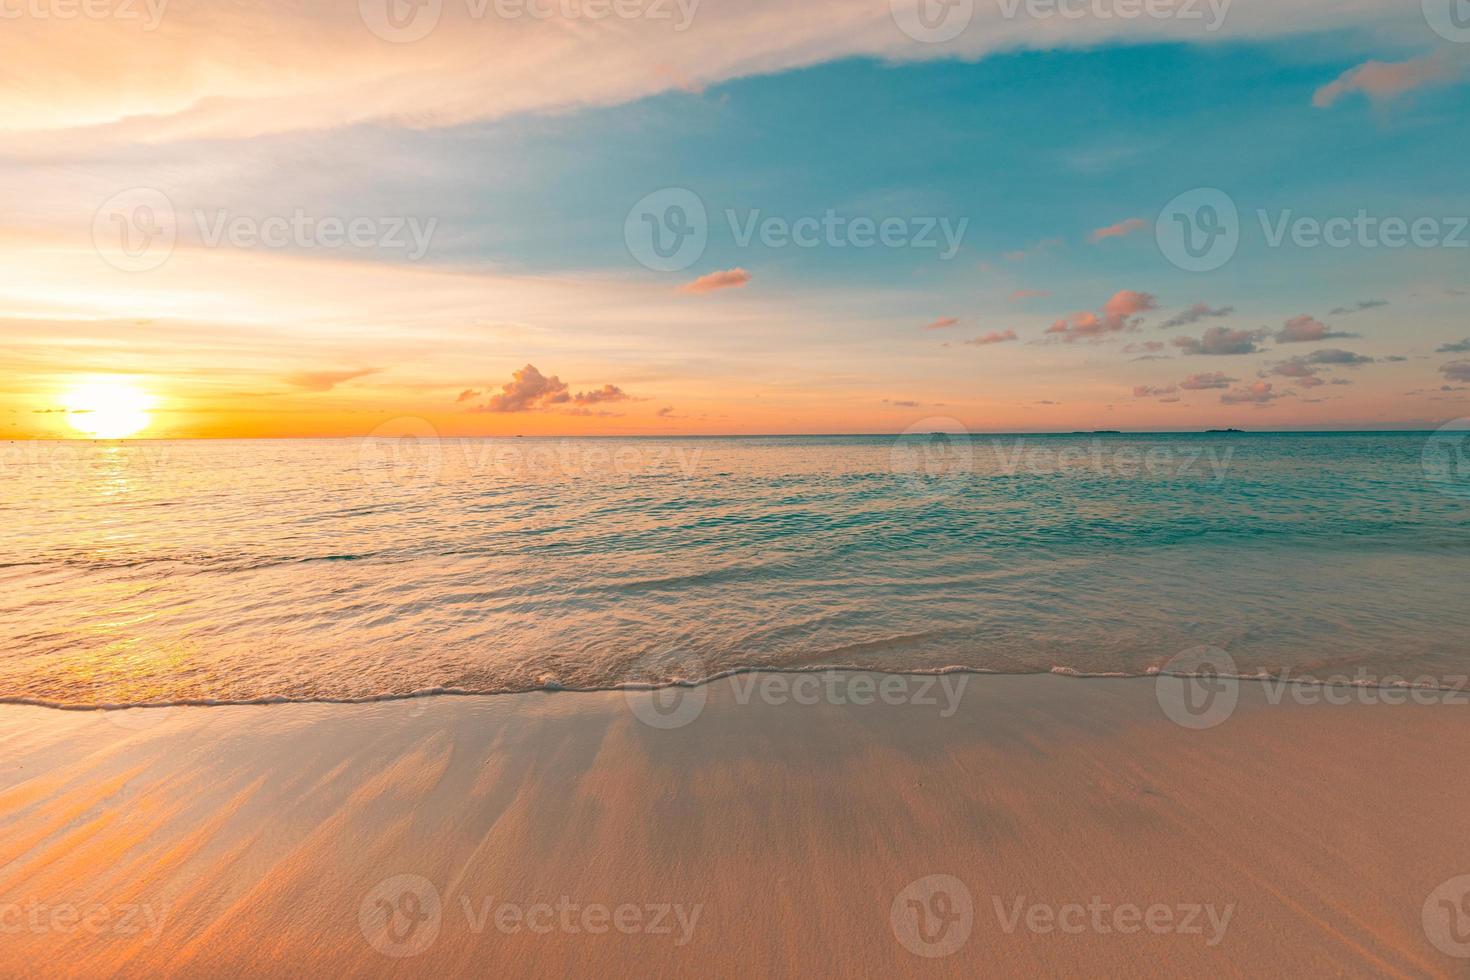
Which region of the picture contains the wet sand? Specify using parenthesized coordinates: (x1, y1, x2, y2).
(1, 673, 1467, 977)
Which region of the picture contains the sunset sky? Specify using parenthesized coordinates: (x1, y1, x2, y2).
(3, 0, 1469, 438)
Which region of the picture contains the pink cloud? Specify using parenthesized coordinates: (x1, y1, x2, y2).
(681, 267, 751, 294)
(1443, 361, 1470, 383)
(1047, 289, 1157, 342)
(1313, 55, 1460, 108)
(1009, 289, 1049, 301)
(1088, 218, 1147, 243)
(924, 316, 960, 330)
(470, 364, 570, 412)
(964, 330, 1019, 346)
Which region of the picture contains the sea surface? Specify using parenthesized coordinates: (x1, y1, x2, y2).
(2, 431, 1468, 707)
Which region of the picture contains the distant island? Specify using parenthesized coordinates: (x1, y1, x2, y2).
(1206, 428, 1246, 433)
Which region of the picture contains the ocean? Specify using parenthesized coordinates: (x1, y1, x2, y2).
(2, 431, 1468, 707)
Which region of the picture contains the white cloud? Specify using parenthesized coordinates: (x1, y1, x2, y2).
(0, 0, 1416, 146)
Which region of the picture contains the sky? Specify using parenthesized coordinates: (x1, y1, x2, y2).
(3, 0, 1470, 438)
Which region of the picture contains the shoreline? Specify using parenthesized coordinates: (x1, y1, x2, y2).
(5, 662, 1466, 714)
(2, 673, 1468, 976)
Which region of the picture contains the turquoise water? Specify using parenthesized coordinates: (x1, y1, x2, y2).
(1, 432, 1468, 706)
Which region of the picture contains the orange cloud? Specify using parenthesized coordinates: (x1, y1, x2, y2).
(1003, 238, 1063, 262)
(924, 316, 961, 330)
(1312, 55, 1460, 108)
(682, 268, 751, 294)
(574, 384, 631, 405)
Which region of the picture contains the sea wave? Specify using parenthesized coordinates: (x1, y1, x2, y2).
(6, 662, 1468, 713)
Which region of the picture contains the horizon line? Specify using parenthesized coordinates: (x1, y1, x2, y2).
(7, 426, 1451, 442)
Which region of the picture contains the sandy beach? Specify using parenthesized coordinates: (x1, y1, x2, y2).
(1, 672, 1466, 977)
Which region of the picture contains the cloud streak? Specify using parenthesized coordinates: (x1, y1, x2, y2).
(284, 368, 379, 392)
(1329, 299, 1388, 316)
(964, 330, 1018, 346)
(1221, 381, 1285, 405)
(1088, 217, 1146, 243)
(1160, 303, 1234, 330)
(1313, 55, 1461, 108)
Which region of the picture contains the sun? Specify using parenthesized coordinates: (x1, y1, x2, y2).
(63, 378, 156, 439)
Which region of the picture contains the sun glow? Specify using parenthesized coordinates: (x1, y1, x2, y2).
(63, 379, 155, 439)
